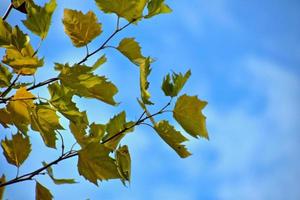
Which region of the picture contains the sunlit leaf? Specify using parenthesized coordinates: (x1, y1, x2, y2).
(115, 145, 131, 185)
(117, 38, 145, 65)
(173, 94, 209, 139)
(12, 0, 27, 13)
(145, 0, 172, 18)
(0, 18, 12, 47)
(1, 132, 31, 167)
(140, 57, 153, 105)
(103, 111, 134, 150)
(42, 162, 77, 185)
(35, 181, 53, 200)
(162, 70, 191, 97)
(22, 0, 57, 39)
(11, 25, 30, 51)
(91, 55, 107, 71)
(0, 174, 5, 199)
(154, 120, 191, 158)
(0, 64, 12, 88)
(94, 0, 147, 22)
(6, 87, 35, 133)
(56, 63, 118, 105)
(0, 109, 12, 128)
(62, 9, 102, 47)
(30, 103, 63, 148)
(78, 142, 120, 185)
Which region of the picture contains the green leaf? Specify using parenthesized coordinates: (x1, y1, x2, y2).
(140, 57, 153, 105)
(35, 181, 53, 200)
(117, 38, 145, 65)
(48, 82, 88, 126)
(145, 0, 172, 18)
(56, 63, 118, 105)
(1, 132, 31, 167)
(0, 174, 5, 199)
(2, 43, 44, 75)
(22, 0, 57, 39)
(62, 9, 102, 47)
(78, 142, 120, 185)
(94, 0, 147, 22)
(0, 64, 12, 88)
(154, 120, 191, 158)
(42, 162, 77, 185)
(0, 109, 12, 128)
(89, 123, 106, 143)
(115, 145, 131, 185)
(173, 94, 209, 139)
(162, 70, 191, 97)
(0, 18, 12, 47)
(30, 103, 64, 148)
(6, 87, 35, 133)
(11, 25, 30, 51)
(103, 111, 133, 150)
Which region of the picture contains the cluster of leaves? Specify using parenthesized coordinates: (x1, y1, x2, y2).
(0, 0, 209, 199)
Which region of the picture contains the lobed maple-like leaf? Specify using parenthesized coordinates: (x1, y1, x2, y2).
(117, 37, 145, 65)
(145, 0, 172, 18)
(162, 70, 191, 97)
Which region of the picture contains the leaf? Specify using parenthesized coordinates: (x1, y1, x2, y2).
(11, 25, 30, 51)
(162, 70, 191, 97)
(48, 82, 88, 126)
(30, 103, 64, 148)
(140, 57, 153, 105)
(35, 182, 53, 200)
(62, 9, 102, 47)
(6, 87, 35, 133)
(0, 18, 12, 47)
(145, 0, 172, 18)
(78, 142, 120, 185)
(11, 0, 27, 13)
(2, 43, 44, 75)
(1, 132, 31, 167)
(56, 63, 118, 105)
(42, 162, 77, 185)
(0, 64, 12, 88)
(89, 123, 106, 143)
(91, 55, 107, 71)
(22, 0, 57, 39)
(94, 0, 147, 22)
(117, 38, 145, 65)
(115, 145, 131, 185)
(173, 94, 209, 139)
(154, 120, 191, 158)
(0, 175, 5, 199)
(0, 109, 12, 128)
(103, 111, 133, 150)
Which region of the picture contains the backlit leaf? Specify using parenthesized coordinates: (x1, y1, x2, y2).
(140, 57, 153, 105)
(117, 38, 145, 65)
(62, 9, 102, 47)
(35, 181, 53, 200)
(42, 162, 77, 185)
(0, 64, 12, 88)
(0, 18, 12, 47)
(94, 0, 147, 22)
(173, 94, 209, 139)
(145, 0, 172, 18)
(30, 103, 64, 148)
(56, 63, 118, 105)
(0, 109, 12, 128)
(78, 142, 120, 185)
(22, 0, 57, 39)
(103, 111, 134, 150)
(115, 145, 131, 185)
(11, 25, 30, 51)
(154, 120, 191, 158)
(162, 70, 191, 97)
(91, 55, 107, 71)
(6, 87, 35, 133)
(1, 132, 31, 167)
(0, 175, 5, 199)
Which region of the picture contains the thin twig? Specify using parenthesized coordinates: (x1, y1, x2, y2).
(56, 130, 65, 156)
(0, 74, 20, 98)
(2, 3, 13, 21)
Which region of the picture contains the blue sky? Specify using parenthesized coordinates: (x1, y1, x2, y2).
(1, 0, 300, 199)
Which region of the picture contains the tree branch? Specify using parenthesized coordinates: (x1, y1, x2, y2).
(0, 101, 171, 188)
(2, 3, 13, 21)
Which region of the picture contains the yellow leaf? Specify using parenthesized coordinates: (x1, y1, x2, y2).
(154, 120, 191, 158)
(7, 87, 35, 133)
(162, 70, 191, 97)
(117, 38, 145, 65)
(62, 9, 102, 47)
(116, 145, 131, 185)
(173, 94, 209, 139)
(0, 108, 12, 128)
(139, 57, 153, 105)
(0, 174, 5, 199)
(0, 18, 12, 47)
(145, 0, 172, 18)
(42, 162, 77, 185)
(1, 132, 31, 167)
(78, 143, 120, 185)
(35, 182, 53, 200)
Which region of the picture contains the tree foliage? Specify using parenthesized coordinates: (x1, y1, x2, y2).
(0, 0, 209, 199)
